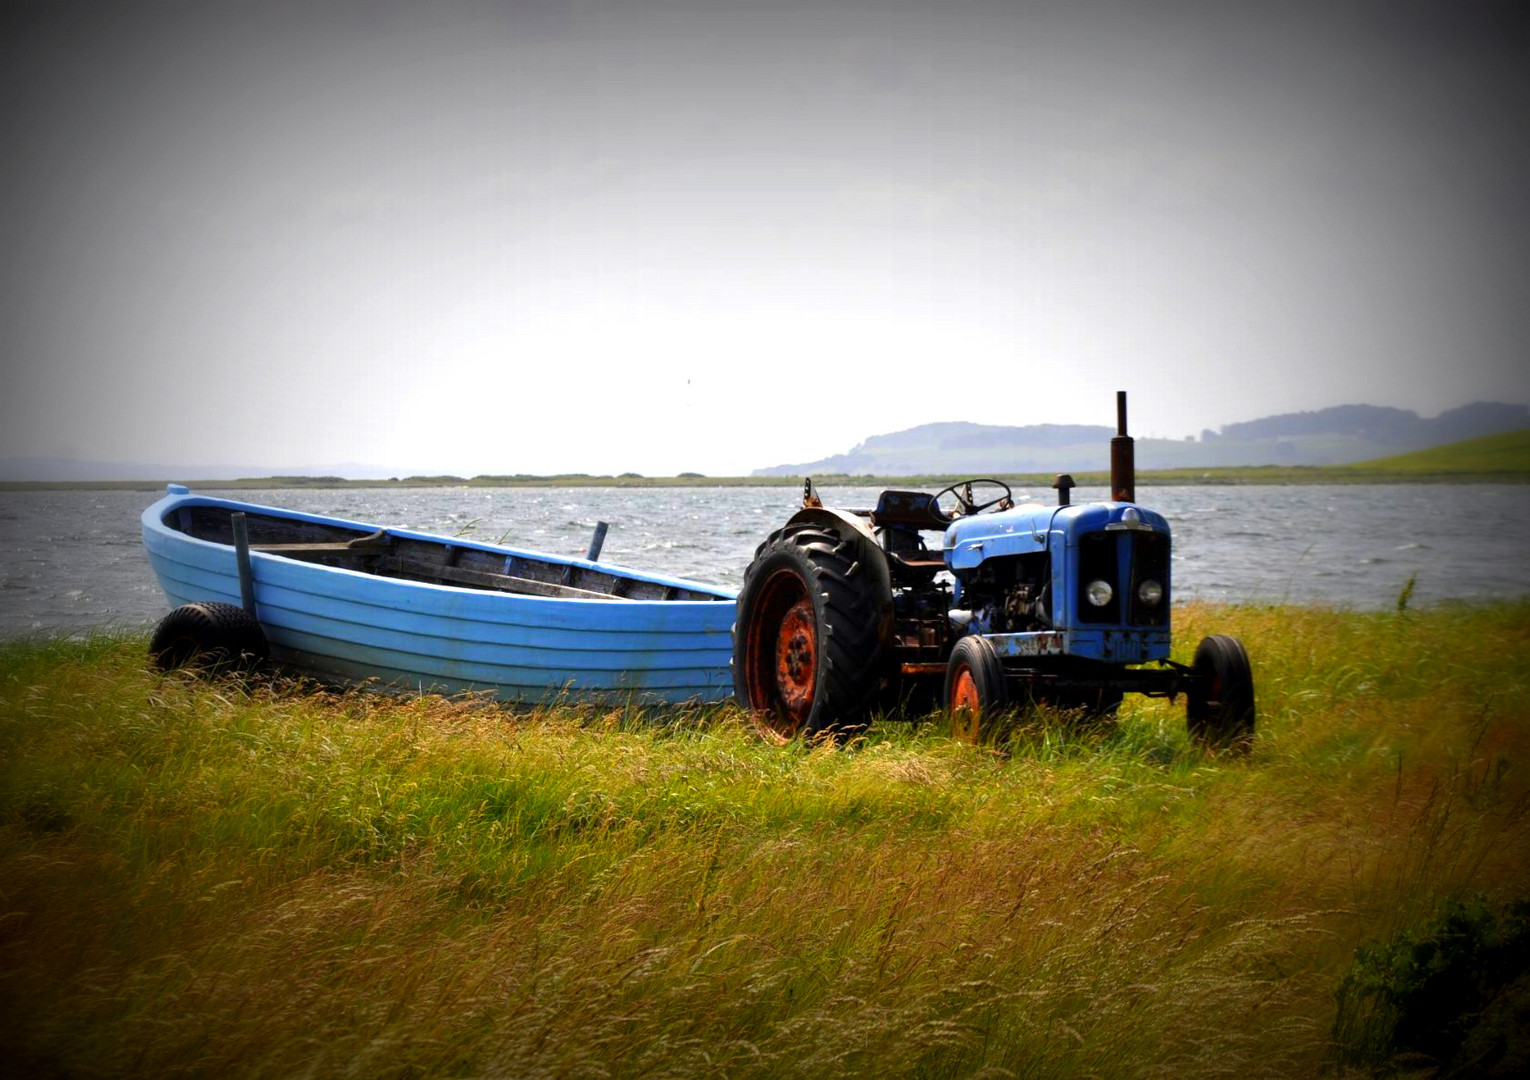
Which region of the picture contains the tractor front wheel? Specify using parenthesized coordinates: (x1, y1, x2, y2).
(733, 527, 887, 743)
(945, 635, 1007, 743)
(1186, 634, 1255, 750)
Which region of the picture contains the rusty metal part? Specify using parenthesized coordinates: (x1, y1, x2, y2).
(802, 477, 822, 509)
(1052, 473, 1075, 507)
(1110, 390, 1135, 503)
(949, 665, 982, 743)
(891, 615, 949, 659)
(774, 597, 818, 718)
(786, 504, 876, 545)
(989, 631, 1067, 657)
(783, 505, 892, 621)
(739, 565, 816, 743)
(899, 662, 947, 676)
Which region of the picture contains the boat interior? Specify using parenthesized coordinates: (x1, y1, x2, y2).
(166, 504, 727, 602)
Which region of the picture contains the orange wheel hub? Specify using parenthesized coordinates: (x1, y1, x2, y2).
(774, 597, 817, 719)
(950, 665, 981, 743)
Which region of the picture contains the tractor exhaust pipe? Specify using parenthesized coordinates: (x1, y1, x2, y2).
(1111, 391, 1135, 503)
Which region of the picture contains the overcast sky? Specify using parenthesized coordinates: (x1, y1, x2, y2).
(2, 0, 1527, 476)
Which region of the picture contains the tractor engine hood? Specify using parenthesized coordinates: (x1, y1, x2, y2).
(943, 502, 1170, 571)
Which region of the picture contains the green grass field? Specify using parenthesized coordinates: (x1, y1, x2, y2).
(3, 603, 1529, 1077)
(1342, 429, 1530, 475)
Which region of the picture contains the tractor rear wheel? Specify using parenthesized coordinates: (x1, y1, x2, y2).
(732, 526, 888, 742)
(1186, 634, 1255, 750)
(945, 635, 1007, 743)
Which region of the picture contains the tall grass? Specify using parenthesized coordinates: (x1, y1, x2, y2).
(2, 602, 1528, 1077)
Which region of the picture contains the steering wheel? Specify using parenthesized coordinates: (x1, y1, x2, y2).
(932, 478, 1013, 518)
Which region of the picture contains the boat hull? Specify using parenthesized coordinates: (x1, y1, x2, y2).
(141, 487, 738, 704)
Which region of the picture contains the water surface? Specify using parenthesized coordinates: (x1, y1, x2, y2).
(1, 484, 1527, 637)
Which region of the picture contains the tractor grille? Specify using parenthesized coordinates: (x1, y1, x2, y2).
(1128, 531, 1170, 626)
(1078, 529, 1170, 626)
(1077, 532, 1119, 623)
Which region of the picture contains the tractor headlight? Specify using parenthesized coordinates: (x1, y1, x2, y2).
(1086, 579, 1114, 607)
(1137, 579, 1164, 606)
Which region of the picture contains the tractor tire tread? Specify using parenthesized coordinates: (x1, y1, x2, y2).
(733, 525, 888, 739)
(149, 601, 269, 673)
(1187, 634, 1255, 750)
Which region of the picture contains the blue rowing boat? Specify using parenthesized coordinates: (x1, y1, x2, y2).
(140, 485, 738, 703)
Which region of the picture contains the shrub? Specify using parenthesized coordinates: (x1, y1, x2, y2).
(1332, 896, 1530, 1074)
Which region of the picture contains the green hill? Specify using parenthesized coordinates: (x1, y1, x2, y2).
(1350, 428, 1530, 474)
(753, 402, 1530, 477)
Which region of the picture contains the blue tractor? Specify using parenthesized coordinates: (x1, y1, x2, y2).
(733, 393, 1254, 747)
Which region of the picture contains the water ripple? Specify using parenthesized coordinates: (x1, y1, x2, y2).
(1, 483, 1528, 636)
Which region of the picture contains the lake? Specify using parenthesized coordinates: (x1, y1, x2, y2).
(2, 483, 1528, 637)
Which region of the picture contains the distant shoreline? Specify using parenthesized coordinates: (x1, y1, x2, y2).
(3, 463, 1528, 492)
(7, 430, 1526, 491)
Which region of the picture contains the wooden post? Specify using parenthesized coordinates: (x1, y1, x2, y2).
(586, 521, 609, 562)
(231, 511, 256, 615)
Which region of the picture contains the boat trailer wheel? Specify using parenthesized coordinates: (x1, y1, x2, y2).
(149, 601, 268, 673)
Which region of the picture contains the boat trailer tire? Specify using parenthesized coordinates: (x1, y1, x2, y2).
(150, 602, 269, 673)
(1186, 634, 1255, 750)
(732, 526, 887, 743)
(946, 635, 1007, 744)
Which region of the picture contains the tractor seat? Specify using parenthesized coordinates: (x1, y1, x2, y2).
(871, 489, 951, 531)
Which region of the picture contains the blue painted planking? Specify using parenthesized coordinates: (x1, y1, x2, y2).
(263, 646, 715, 704)
(255, 608, 729, 672)
(267, 625, 728, 694)
(142, 488, 739, 704)
(148, 551, 733, 652)
(145, 514, 735, 633)
(145, 555, 735, 662)
(248, 588, 731, 658)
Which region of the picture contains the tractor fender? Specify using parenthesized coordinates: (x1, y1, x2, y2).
(783, 505, 894, 631)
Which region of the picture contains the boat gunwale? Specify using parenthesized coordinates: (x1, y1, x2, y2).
(142, 489, 738, 605)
